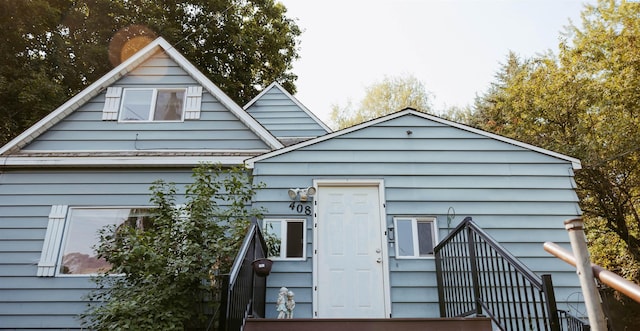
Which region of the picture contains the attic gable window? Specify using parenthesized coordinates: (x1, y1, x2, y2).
(101, 86, 203, 121)
(120, 88, 186, 121)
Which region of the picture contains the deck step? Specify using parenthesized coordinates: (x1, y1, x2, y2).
(244, 317, 492, 331)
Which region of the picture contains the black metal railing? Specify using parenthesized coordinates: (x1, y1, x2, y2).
(558, 310, 591, 331)
(218, 221, 269, 331)
(434, 217, 588, 331)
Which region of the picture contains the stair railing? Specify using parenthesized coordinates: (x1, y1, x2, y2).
(219, 220, 269, 331)
(544, 241, 640, 304)
(434, 217, 588, 331)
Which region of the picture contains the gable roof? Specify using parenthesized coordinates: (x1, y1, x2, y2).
(245, 108, 582, 170)
(0, 37, 283, 158)
(244, 82, 332, 133)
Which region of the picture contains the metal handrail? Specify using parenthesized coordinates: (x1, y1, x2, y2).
(544, 241, 640, 303)
(435, 216, 565, 331)
(220, 221, 268, 331)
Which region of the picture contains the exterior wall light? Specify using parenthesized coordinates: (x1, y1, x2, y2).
(288, 187, 316, 201)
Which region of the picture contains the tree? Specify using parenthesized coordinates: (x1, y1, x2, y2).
(329, 74, 432, 129)
(0, 0, 301, 145)
(472, 0, 640, 279)
(82, 164, 265, 330)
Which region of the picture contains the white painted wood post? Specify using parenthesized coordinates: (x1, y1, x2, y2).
(564, 218, 607, 331)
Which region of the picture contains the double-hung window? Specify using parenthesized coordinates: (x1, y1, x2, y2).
(394, 217, 438, 258)
(263, 219, 306, 260)
(120, 88, 186, 121)
(38, 206, 154, 277)
(102, 86, 203, 121)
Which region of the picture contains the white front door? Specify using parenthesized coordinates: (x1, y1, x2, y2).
(315, 185, 387, 318)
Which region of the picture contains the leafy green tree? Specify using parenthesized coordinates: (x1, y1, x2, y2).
(82, 164, 265, 330)
(0, 0, 301, 145)
(473, 0, 640, 280)
(329, 74, 432, 129)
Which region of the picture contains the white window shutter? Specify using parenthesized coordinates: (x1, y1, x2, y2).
(102, 87, 123, 120)
(184, 86, 203, 119)
(37, 205, 69, 277)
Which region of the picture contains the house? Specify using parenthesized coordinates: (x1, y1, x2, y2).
(0, 37, 585, 330)
(247, 109, 584, 320)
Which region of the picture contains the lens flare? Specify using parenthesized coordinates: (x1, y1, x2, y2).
(108, 25, 157, 67)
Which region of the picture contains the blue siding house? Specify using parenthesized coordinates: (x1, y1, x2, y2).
(0, 37, 585, 330)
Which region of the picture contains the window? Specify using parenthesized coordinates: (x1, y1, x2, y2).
(263, 219, 306, 260)
(102, 86, 202, 121)
(119, 88, 186, 121)
(58, 207, 154, 275)
(394, 217, 438, 258)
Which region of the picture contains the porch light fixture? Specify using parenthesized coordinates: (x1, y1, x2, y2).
(287, 187, 317, 201)
(288, 188, 298, 200)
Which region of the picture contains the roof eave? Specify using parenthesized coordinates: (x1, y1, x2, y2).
(246, 108, 583, 170)
(0, 37, 284, 155)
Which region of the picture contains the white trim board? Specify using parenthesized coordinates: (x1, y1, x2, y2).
(0, 155, 250, 167)
(246, 108, 581, 170)
(244, 82, 332, 133)
(311, 179, 391, 318)
(0, 37, 283, 156)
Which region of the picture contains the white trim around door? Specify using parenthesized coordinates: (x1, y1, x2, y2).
(312, 179, 391, 318)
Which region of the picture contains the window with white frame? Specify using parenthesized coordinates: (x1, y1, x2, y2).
(119, 88, 186, 121)
(263, 219, 306, 260)
(37, 207, 155, 276)
(394, 217, 438, 258)
(102, 86, 202, 121)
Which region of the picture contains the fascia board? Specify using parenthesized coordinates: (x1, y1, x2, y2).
(244, 82, 332, 133)
(271, 82, 332, 133)
(245, 112, 398, 167)
(161, 46, 284, 150)
(1, 37, 283, 155)
(411, 110, 583, 170)
(0, 155, 249, 167)
(0, 39, 166, 156)
(246, 108, 582, 170)
(243, 81, 278, 109)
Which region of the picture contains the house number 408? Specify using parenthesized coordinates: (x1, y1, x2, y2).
(289, 202, 312, 215)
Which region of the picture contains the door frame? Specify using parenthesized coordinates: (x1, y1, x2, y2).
(311, 179, 391, 318)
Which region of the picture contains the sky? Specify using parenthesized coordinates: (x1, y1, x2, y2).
(278, 0, 594, 123)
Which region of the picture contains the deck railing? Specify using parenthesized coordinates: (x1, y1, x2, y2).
(434, 217, 588, 331)
(218, 221, 269, 331)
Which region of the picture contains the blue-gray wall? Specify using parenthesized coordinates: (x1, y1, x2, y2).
(23, 53, 270, 152)
(0, 50, 275, 329)
(0, 168, 202, 329)
(245, 86, 329, 139)
(252, 113, 583, 318)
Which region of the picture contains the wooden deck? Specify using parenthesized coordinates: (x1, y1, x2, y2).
(244, 317, 493, 331)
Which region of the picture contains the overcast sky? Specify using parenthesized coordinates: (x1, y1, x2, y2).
(278, 0, 593, 123)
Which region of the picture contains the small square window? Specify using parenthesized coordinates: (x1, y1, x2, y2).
(119, 88, 185, 121)
(395, 217, 438, 258)
(59, 207, 154, 275)
(263, 219, 306, 260)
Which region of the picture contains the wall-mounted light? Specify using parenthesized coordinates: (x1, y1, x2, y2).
(288, 188, 298, 200)
(288, 187, 316, 201)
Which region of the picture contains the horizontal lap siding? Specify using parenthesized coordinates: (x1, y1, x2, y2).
(0, 168, 215, 329)
(264, 222, 313, 318)
(252, 114, 582, 318)
(246, 88, 327, 138)
(23, 53, 268, 151)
